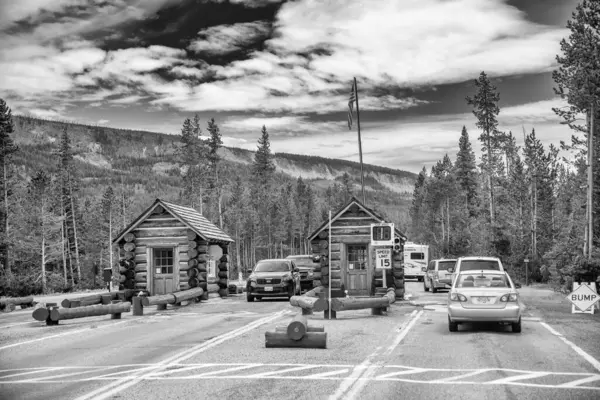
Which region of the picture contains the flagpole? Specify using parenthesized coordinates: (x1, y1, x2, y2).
(354, 77, 366, 205)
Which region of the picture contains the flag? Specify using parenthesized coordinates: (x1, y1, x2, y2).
(348, 81, 356, 130)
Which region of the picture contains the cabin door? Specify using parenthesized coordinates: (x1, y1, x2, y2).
(152, 247, 176, 295)
(344, 244, 370, 296)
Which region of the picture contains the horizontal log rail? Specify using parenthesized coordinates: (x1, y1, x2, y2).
(289, 295, 328, 312)
(1, 296, 34, 308)
(49, 302, 131, 322)
(142, 288, 206, 307)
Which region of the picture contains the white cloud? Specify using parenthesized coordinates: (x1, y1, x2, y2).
(97, 119, 110, 125)
(189, 21, 271, 55)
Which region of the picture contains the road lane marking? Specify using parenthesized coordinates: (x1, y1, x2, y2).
(0, 319, 133, 351)
(331, 310, 424, 400)
(429, 369, 490, 382)
(75, 309, 292, 400)
(385, 310, 423, 355)
(558, 375, 600, 388)
(3, 363, 599, 390)
(487, 371, 550, 384)
(539, 321, 600, 373)
(245, 365, 315, 378)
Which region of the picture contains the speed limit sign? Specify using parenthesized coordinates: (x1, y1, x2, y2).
(375, 248, 392, 269)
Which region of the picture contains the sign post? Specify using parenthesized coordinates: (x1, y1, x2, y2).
(566, 282, 598, 315)
(375, 248, 392, 288)
(524, 259, 529, 286)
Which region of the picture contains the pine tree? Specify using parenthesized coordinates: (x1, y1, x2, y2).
(409, 167, 427, 241)
(251, 126, 276, 257)
(454, 126, 478, 217)
(178, 116, 207, 212)
(101, 186, 115, 282)
(207, 118, 224, 228)
(466, 71, 505, 225)
(0, 99, 18, 274)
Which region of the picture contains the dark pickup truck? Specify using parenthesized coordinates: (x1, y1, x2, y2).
(285, 255, 319, 293)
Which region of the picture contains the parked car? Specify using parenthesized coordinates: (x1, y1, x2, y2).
(423, 259, 456, 293)
(447, 270, 523, 333)
(246, 259, 301, 302)
(449, 256, 505, 285)
(285, 255, 318, 293)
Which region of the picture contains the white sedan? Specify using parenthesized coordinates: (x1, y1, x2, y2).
(447, 270, 523, 333)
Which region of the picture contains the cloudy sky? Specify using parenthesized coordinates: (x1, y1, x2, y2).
(0, 0, 581, 173)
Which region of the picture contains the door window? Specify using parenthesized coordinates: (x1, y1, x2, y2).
(428, 261, 435, 270)
(154, 248, 174, 274)
(347, 245, 368, 270)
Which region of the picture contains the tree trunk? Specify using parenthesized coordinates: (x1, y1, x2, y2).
(69, 180, 81, 283)
(2, 147, 9, 274)
(41, 233, 47, 293)
(61, 220, 67, 285)
(109, 209, 113, 275)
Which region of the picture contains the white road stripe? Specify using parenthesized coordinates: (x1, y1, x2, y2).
(385, 310, 423, 355)
(487, 371, 550, 384)
(540, 321, 600, 373)
(0, 319, 132, 351)
(245, 365, 315, 377)
(558, 375, 600, 388)
(0, 367, 65, 379)
(76, 309, 291, 400)
(192, 364, 262, 377)
(429, 369, 491, 383)
(305, 369, 350, 378)
(376, 367, 428, 380)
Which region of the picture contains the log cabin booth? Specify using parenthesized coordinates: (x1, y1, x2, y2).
(112, 199, 234, 297)
(308, 197, 407, 298)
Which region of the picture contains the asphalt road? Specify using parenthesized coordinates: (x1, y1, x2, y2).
(1, 282, 599, 400)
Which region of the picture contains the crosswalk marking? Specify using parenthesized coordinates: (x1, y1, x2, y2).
(1, 363, 598, 390)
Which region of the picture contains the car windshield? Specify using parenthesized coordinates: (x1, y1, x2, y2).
(438, 261, 456, 270)
(456, 274, 509, 288)
(286, 256, 315, 268)
(254, 261, 290, 272)
(459, 260, 501, 271)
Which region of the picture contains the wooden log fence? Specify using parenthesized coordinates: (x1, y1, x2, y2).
(61, 292, 118, 308)
(289, 295, 328, 312)
(0, 296, 34, 310)
(45, 302, 132, 323)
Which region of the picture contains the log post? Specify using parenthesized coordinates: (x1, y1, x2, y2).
(287, 314, 308, 341)
(265, 331, 327, 349)
(132, 296, 144, 316)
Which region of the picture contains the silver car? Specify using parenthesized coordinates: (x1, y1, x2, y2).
(447, 270, 523, 333)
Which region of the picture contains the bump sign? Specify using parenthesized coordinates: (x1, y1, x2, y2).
(567, 282, 598, 314)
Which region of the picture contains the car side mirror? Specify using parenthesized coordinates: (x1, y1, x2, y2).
(421, 267, 426, 272)
(293, 268, 299, 273)
(447, 267, 454, 273)
(514, 282, 522, 289)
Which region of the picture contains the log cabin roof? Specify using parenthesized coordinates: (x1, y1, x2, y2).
(308, 196, 407, 242)
(113, 198, 234, 245)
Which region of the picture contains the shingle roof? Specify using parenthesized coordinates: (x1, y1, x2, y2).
(161, 200, 234, 243)
(112, 198, 234, 244)
(308, 196, 407, 242)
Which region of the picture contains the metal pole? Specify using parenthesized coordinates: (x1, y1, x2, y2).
(525, 261, 529, 286)
(382, 249, 387, 289)
(589, 101, 595, 259)
(328, 210, 332, 320)
(354, 77, 366, 205)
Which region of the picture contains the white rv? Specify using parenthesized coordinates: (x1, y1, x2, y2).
(403, 242, 429, 281)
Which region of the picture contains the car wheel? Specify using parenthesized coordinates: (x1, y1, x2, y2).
(256, 296, 262, 301)
(512, 318, 522, 333)
(424, 280, 429, 292)
(448, 316, 458, 332)
(246, 293, 254, 302)
(432, 286, 438, 294)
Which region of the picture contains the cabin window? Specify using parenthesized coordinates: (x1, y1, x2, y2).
(347, 245, 368, 270)
(410, 252, 425, 260)
(154, 248, 174, 274)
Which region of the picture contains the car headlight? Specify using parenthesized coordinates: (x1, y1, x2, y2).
(450, 293, 467, 302)
(283, 273, 293, 282)
(307, 270, 314, 278)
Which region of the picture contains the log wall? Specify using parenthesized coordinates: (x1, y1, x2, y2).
(310, 202, 405, 297)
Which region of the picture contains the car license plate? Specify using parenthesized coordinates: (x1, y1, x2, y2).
(264, 286, 273, 292)
(475, 297, 489, 304)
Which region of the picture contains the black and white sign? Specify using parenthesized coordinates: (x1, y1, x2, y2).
(375, 248, 392, 269)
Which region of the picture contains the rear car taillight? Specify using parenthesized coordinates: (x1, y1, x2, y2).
(450, 293, 467, 302)
(433, 271, 439, 280)
(500, 293, 518, 302)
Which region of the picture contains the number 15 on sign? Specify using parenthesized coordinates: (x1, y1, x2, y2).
(376, 248, 391, 269)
